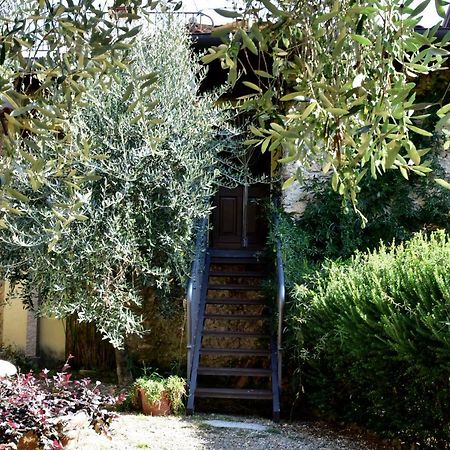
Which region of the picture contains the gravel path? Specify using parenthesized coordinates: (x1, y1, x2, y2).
(69, 413, 387, 450)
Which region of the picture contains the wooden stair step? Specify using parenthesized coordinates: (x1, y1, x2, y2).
(195, 387, 272, 400)
(209, 249, 258, 258)
(201, 347, 270, 356)
(210, 257, 262, 265)
(204, 314, 268, 321)
(203, 330, 270, 338)
(208, 284, 263, 291)
(198, 367, 272, 377)
(206, 297, 266, 305)
(209, 271, 266, 277)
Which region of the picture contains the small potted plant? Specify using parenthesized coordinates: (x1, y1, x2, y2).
(130, 373, 185, 416)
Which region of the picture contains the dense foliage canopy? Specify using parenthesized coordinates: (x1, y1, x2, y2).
(0, 12, 230, 347)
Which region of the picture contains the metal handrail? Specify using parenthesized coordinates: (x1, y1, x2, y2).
(186, 216, 209, 381)
(274, 213, 285, 392)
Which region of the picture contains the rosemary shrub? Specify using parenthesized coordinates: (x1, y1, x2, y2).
(289, 231, 450, 446)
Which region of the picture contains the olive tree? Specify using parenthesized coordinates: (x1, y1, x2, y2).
(0, 15, 232, 350)
(208, 0, 450, 221)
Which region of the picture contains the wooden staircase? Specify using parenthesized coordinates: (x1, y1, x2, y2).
(187, 248, 280, 420)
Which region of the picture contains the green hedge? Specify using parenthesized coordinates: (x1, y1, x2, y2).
(288, 231, 450, 447)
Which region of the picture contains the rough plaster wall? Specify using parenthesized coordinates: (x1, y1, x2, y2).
(25, 290, 39, 357)
(2, 296, 27, 351)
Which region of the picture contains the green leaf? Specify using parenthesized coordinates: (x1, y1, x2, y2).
(122, 83, 133, 102)
(331, 172, 339, 191)
(406, 144, 421, 165)
(250, 23, 264, 43)
(411, 0, 429, 17)
(399, 165, 409, 179)
(117, 26, 141, 41)
(385, 142, 400, 169)
(347, 6, 378, 14)
(243, 81, 262, 92)
(436, 103, 450, 117)
(278, 154, 298, 163)
(254, 70, 273, 79)
(435, 0, 448, 18)
(351, 34, 372, 46)
(6, 188, 29, 203)
(202, 52, 221, 64)
(316, 11, 338, 23)
(2, 92, 20, 109)
(429, 47, 450, 56)
(260, 0, 283, 16)
(281, 92, 302, 101)
(249, 125, 264, 137)
(214, 8, 241, 18)
(270, 122, 285, 133)
(300, 102, 317, 120)
(406, 124, 433, 137)
(74, 214, 89, 221)
(261, 136, 271, 153)
(327, 107, 349, 115)
(241, 29, 258, 55)
(282, 176, 295, 189)
(435, 178, 450, 189)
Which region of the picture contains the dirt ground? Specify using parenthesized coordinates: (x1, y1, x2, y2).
(68, 413, 389, 450)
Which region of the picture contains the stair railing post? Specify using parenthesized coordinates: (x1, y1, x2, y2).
(186, 216, 209, 384)
(273, 204, 286, 396)
(276, 237, 285, 392)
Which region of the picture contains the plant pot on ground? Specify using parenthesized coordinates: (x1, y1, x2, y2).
(130, 373, 185, 416)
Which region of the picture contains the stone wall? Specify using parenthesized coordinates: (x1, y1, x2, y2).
(438, 148, 450, 177)
(281, 160, 326, 218)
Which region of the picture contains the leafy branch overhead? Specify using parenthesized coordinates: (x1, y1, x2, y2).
(0, 0, 166, 239)
(210, 0, 450, 213)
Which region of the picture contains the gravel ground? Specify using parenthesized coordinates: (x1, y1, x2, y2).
(68, 413, 388, 450)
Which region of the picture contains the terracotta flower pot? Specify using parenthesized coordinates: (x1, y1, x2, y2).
(138, 388, 172, 416)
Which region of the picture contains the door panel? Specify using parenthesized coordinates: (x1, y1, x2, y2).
(211, 184, 269, 249)
(220, 197, 239, 235)
(246, 185, 269, 248)
(212, 186, 243, 248)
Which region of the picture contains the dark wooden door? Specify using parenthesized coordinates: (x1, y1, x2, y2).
(211, 184, 269, 249)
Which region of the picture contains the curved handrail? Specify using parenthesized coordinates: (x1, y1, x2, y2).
(186, 216, 209, 381)
(274, 212, 285, 392)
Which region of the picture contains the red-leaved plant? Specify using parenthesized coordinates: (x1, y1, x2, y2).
(0, 356, 122, 449)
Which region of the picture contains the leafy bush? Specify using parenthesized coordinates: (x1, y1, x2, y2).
(288, 231, 450, 447)
(0, 361, 120, 449)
